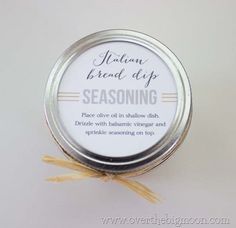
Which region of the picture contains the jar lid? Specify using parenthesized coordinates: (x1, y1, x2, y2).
(44, 30, 192, 174)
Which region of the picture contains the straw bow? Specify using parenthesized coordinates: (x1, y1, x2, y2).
(42, 155, 159, 203)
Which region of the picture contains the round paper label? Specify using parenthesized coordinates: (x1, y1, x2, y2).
(57, 41, 177, 157)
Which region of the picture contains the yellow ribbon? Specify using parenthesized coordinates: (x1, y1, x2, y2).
(42, 155, 159, 203)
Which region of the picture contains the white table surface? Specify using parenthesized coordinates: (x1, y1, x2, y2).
(0, 1, 235, 227)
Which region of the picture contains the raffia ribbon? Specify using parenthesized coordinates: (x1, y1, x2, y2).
(42, 155, 159, 203)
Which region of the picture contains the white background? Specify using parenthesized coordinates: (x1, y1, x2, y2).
(0, 1, 235, 227)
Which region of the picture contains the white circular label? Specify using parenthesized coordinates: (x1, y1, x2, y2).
(58, 42, 177, 157)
